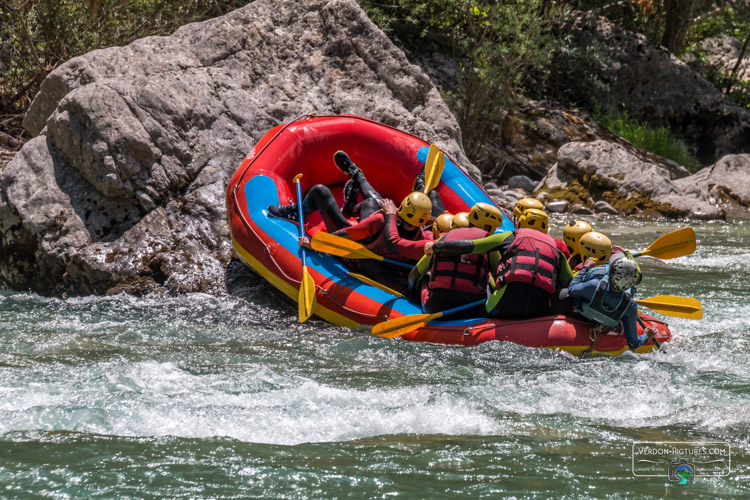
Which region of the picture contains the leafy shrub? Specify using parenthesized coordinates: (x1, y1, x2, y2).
(597, 111, 703, 172)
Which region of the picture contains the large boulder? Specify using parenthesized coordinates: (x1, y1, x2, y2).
(537, 141, 727, 219)
(553, 12, 750, 164)
(0, 0, 473, 296)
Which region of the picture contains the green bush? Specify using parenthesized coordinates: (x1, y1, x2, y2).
(597, 111, 703, 172)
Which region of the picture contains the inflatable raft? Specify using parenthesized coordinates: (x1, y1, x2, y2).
(226, 114, 671, 355)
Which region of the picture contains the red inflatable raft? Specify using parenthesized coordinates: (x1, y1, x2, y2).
(226, 114, 671, 355)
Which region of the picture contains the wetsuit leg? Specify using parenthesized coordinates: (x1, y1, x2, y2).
(357, 199, 382, 220)
(412, 169, 445, 218)
(302, 184, 351, 232)
(352, 171, 383, 201)
(428, 190, 445, 218)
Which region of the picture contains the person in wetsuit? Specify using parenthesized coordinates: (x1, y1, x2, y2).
(426, 208, 573, 319)
(566, 254, 656, 350)
(409, 203, 504, 317)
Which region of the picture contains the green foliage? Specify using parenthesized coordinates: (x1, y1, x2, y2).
(597, 111, 703, 172)
(0, 0, 254, 139)
(684, 6, 750, 48)
(359, 0, 554, 168)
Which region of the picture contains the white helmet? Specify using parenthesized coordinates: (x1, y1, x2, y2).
(609, 258, 638, 292)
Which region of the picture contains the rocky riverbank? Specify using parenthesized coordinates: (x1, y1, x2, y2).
(0, 0, 748, 297)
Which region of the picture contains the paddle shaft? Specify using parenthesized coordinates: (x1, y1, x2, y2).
(295, 175, 316, 323)
(295, 180, 307, 262)
(636, 315, 661, 350)
(371, 298, 487, 338)
(437, 298, 487, 318)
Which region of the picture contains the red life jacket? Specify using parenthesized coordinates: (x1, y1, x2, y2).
(429, 227, 489, 296)
(499, 228, 559, 294)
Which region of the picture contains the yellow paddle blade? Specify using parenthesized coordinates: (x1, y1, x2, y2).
(298, 266, 316, 323)
(310, 232, 384, 261)
(371, 312, 439, 338)
(423, 144, 445, 193)
(347, 273, 404, 297)
(636, 295, 702, 320)
(637, 227, 696, 259)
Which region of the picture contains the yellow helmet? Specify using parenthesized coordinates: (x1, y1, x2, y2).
(432, 213, 454, 238)
(518, 208, 549, 234)
(579, 231, 612, 265)
(398, 191, 432, 227)
(513, 198, 544, 225)
(563, 220, 593, 256)
(469, 202, 503, 233)
(450, 212, 470, 229)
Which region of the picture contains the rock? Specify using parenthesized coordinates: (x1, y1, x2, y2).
(537, 140, 725, 219)
(503, 190, 525, 202)
(481, 100, 691, 188)
(554, 13, 750, 164)
(1, 0, 473, 296)
(594, 200, 619, 215)
(545, 200, 569, 213)
(571, 204, 594, 215)
(507, 175, 536, 193)
(675, 154, 750, 209)
(484, 182, 498, 190)
(684, 35, 750, 83)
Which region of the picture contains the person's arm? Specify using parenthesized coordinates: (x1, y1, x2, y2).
(433, 231, 512, 255)
(620, 299, 647, 350)
(382, 213, 431, 261)
(557, 253, 574, 288)
(408, 254, 432, 293)
(488, 250, 501, 283)
(332, 212, 384, 241)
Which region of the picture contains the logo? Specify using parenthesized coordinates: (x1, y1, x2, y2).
(668, 458, 695, 484)
(632, 441, 731, 483)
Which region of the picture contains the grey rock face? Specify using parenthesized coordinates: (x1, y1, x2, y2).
(2, 0, 472, 296)
(539, 141, 726, 219)
(559, 13, 750, 164)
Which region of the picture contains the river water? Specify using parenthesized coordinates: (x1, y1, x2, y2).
(1, 217, 749, 498)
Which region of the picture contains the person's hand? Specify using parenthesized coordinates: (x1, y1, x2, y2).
(583, 257, 596, 267)
(380, 198, 398, 215)
(643, 327, 657, 340)
(424, 241, 435, 257)
(298, 236, 311, 249)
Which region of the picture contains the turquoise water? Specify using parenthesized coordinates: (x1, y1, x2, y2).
(2, 217, 749, 498)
